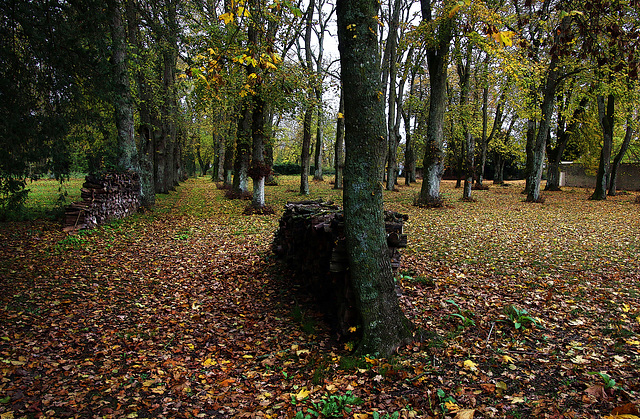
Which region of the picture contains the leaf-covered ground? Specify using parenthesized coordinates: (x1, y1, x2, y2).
(1, 176, 639, 419)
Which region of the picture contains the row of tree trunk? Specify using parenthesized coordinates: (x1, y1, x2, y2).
(64, 172, 141, 232)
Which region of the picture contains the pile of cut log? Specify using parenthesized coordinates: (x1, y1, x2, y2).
(272, 200, 408, 335)
(64, 172, 141, 232)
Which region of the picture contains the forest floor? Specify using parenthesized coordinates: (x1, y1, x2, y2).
(1, 176, 639, 419)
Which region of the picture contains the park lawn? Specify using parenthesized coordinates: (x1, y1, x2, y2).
(15, 177, 85, 221)
(0, 176, 639, 418)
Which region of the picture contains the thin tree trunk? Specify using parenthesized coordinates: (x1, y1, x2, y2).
(224, 113, 236, 187)
(334, 91, 345, 189)
(457, 42, 474, 200)
(313, 104, 324, 180)
(609, 121, 633, 196)
(299, 0, 315, 194)
(300, 107, 312, 194)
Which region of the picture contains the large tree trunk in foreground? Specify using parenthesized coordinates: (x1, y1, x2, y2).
(337, 0, 412, 357)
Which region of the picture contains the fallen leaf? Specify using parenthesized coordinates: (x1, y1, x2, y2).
(295, 388, 310, 401)
(585, 384, 607, 400)
(496, 381, 507, 397)
(445, 400, 460, 412)
(454, 409, 475, 419)
(150, 386, 165, 394)
(501, 355, 515, 364)
(463, 359, 478, 372)
(610, 403, 640, 416)
(480, 383, 495, 393)
(220, 378, 236, 387)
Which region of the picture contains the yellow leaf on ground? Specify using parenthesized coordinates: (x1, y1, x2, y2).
(445, 401, 460, 412)
(454, 409, 476, 419)
(501, 355, 515, 364)
(295, 388, 310, 401)
(463, 359, 478, 372)
(604, 416, 640, 419)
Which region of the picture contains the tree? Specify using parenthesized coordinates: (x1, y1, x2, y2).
(581, 0, 639, 200)
(334, 91, 345, 189)
(337, 0, 413, 356)
(545, 93, 588, 191)
(415, 0, 454, 206)
(608, 117, 635, 196)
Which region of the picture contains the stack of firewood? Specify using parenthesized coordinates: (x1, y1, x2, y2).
(64, 172, 141, 231)
(272, 200, 408, 334)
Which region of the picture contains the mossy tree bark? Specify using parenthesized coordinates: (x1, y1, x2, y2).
(337, 0, 413, 357)
(109, 0, 139, 175)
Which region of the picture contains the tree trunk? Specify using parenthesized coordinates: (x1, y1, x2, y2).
(251, 94, 267, 208)
(299, 0, 315, 194)
(417, 0, 452, 205)
(525, 16, 570, 202)
(494, 152, 505, 184)
(265, 107, 277, 185)
(525, 68, 557, 202)
(109, 0, 139, 176)
(384, 0, 402, 191)
(337, 0, 412, 357)
(126, 0, 155, 207)
(233, 99, 252, 194)
(457, 42, 474, 200)
(590, 94, 614, 200)
(402, 69, 416, 185)
(224, 114, 236, 187)
(216, 130, 226, 182)
(480, 96, 502, 186)
(608, 121, 633, 196)
(300, 107, 312, 194)
(313, 104, 324, 180)
(334, 91, 345, 189)
(546, 96, 587, 191)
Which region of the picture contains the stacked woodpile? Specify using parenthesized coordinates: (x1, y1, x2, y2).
(64, 172, 141, 231)
(272, 200, 408, 335)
